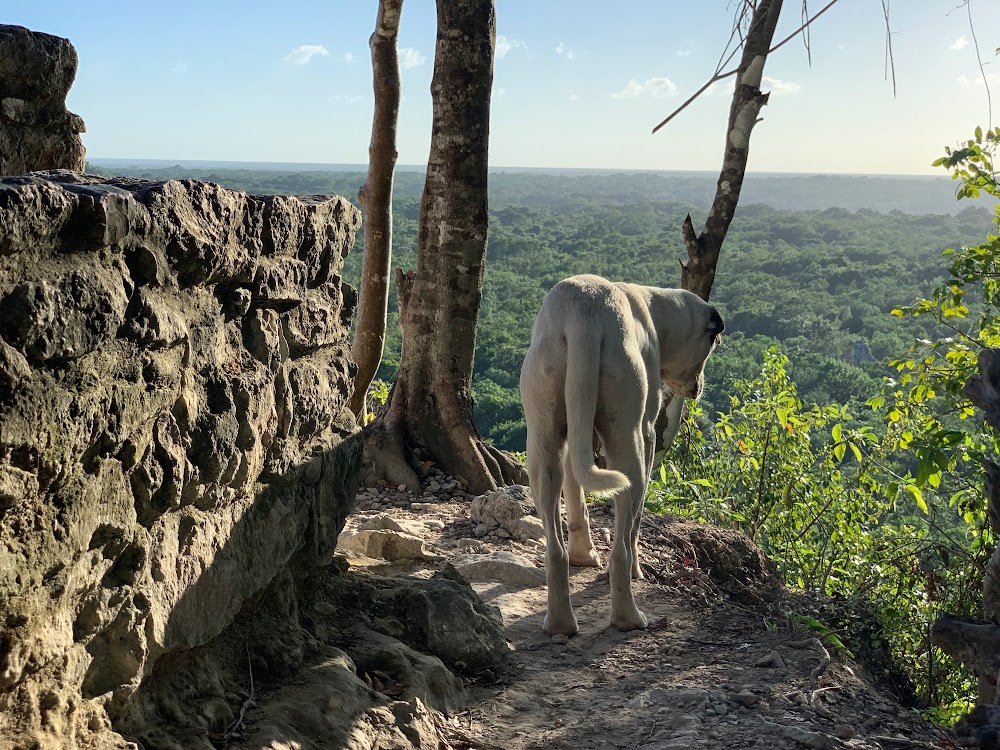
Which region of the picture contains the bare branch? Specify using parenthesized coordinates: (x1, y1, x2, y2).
(801, 1, 812, 66)
(881, 0, 897, 98)
(652, 0, 841, 135)
(766, 0, 839, 56)
(652, 70, 739, 134)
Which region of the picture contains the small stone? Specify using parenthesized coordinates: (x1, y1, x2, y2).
(832, 724, 855, 740)
(755, 651, 785, 669)
(397, 483, 407, 491)
(713, 702, 728, 716)
(550, 634, 570, 645)
(496, 528, 511, 539)
(424, 520, 445, 530)
(599, 527, 612, 544)
(474, 523, 489, 538)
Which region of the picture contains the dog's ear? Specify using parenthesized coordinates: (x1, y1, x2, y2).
(708, 308, 725, 338)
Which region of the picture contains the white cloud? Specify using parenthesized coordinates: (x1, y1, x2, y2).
(495, 87, 507, 98)
(707, 78, 736, 96)
(950, 35, 969, 51)
(497, 35, 526, 59)
(282, 44, 329, 65)
(676, 48, 693, 57)
(762, 76, 800, 95)
(704, 76, 798, 96)
(555, 42, 575, 60)
(399, 47, 426, 69)
(344, 52, 354, 63)
(957, 72, 1000, 87)
(612, 77, 677, 99)
(333, 94, 363, 104)
(171, 61, 189, 74)
(568, 93, 580, 102)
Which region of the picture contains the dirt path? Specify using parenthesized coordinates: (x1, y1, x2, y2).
(339, 478, 955, 750)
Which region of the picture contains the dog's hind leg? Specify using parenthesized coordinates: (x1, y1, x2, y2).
(604, 436, 649, 632)
(528, 439, 578, 636)
(628, 422, 657, 580)
(564, 452, 601, 568)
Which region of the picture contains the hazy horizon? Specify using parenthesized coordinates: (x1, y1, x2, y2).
(87, 157, 952, 181)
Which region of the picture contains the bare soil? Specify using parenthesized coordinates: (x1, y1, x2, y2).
(334, 477, 957, 750)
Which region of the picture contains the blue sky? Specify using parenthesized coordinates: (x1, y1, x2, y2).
(6, 1, 1000, 174)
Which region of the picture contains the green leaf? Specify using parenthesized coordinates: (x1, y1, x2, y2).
(832, 423, 843, 442)
(905, 484, 929, 514)
(849, 442, 862, 463)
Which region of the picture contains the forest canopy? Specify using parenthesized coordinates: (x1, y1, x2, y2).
(86, 162, 996, 452)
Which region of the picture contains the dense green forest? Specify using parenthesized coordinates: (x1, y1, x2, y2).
(88, 156, 1000, 717)
(86, 161, 994, 452)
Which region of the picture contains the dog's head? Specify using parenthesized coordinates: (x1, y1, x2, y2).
(659, 295, 725, 400)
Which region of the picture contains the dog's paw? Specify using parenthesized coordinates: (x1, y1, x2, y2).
(631, 561, 645, 580)
(569, 548, 602, 568)
(543, 613, 580, 637)
(610, 609, 648, 632)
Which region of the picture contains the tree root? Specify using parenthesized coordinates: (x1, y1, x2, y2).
(360, 420, 526, 496)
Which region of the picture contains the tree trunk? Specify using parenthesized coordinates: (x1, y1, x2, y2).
(932, 349, 1000, 705)
(349, 0, 404, 418)
(659, 0, 784, 452)
(680, 0, 783, 302)
(368, 0, 525, 495)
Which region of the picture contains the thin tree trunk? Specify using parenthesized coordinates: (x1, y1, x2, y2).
(368, 0, 525, 495)
(349, 0, 404, 418)
(659, 0, 784, 452)
(680, 0, 784, 302)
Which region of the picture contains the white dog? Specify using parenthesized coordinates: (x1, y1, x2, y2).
(520, 274, 724, 635)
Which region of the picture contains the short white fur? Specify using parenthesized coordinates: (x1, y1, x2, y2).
(520, 274, 724, 635)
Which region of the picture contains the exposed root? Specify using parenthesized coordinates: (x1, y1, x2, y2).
(361, 423, 422, 494)
(361, 420, 524, 495)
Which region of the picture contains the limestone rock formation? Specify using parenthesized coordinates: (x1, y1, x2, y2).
(0, 172, 362, 747)
(0, 26, 87, 175)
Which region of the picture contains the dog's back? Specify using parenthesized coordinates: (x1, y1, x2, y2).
(520, 275, 634, 495)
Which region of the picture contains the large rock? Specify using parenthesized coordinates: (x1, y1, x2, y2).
(0, 25, 86, 175)
(315, 566, 511, 676)
(0, 173, 362, 748)
(471, 484, 545, 541)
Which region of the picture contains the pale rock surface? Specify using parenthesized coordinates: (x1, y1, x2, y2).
(451, 550, 546, 588)
(470, 484, 544, 541)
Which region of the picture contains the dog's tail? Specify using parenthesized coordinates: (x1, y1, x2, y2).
(564, 324, 630, 497)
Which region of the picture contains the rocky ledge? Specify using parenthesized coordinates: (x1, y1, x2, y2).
(0, 172, 365, 747)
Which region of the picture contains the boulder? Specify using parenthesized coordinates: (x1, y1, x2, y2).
(452, 551, 546, 588)
(0, 26, 86, 175)
(470, 484, 544, 541)
(0, 173, 362, 748)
